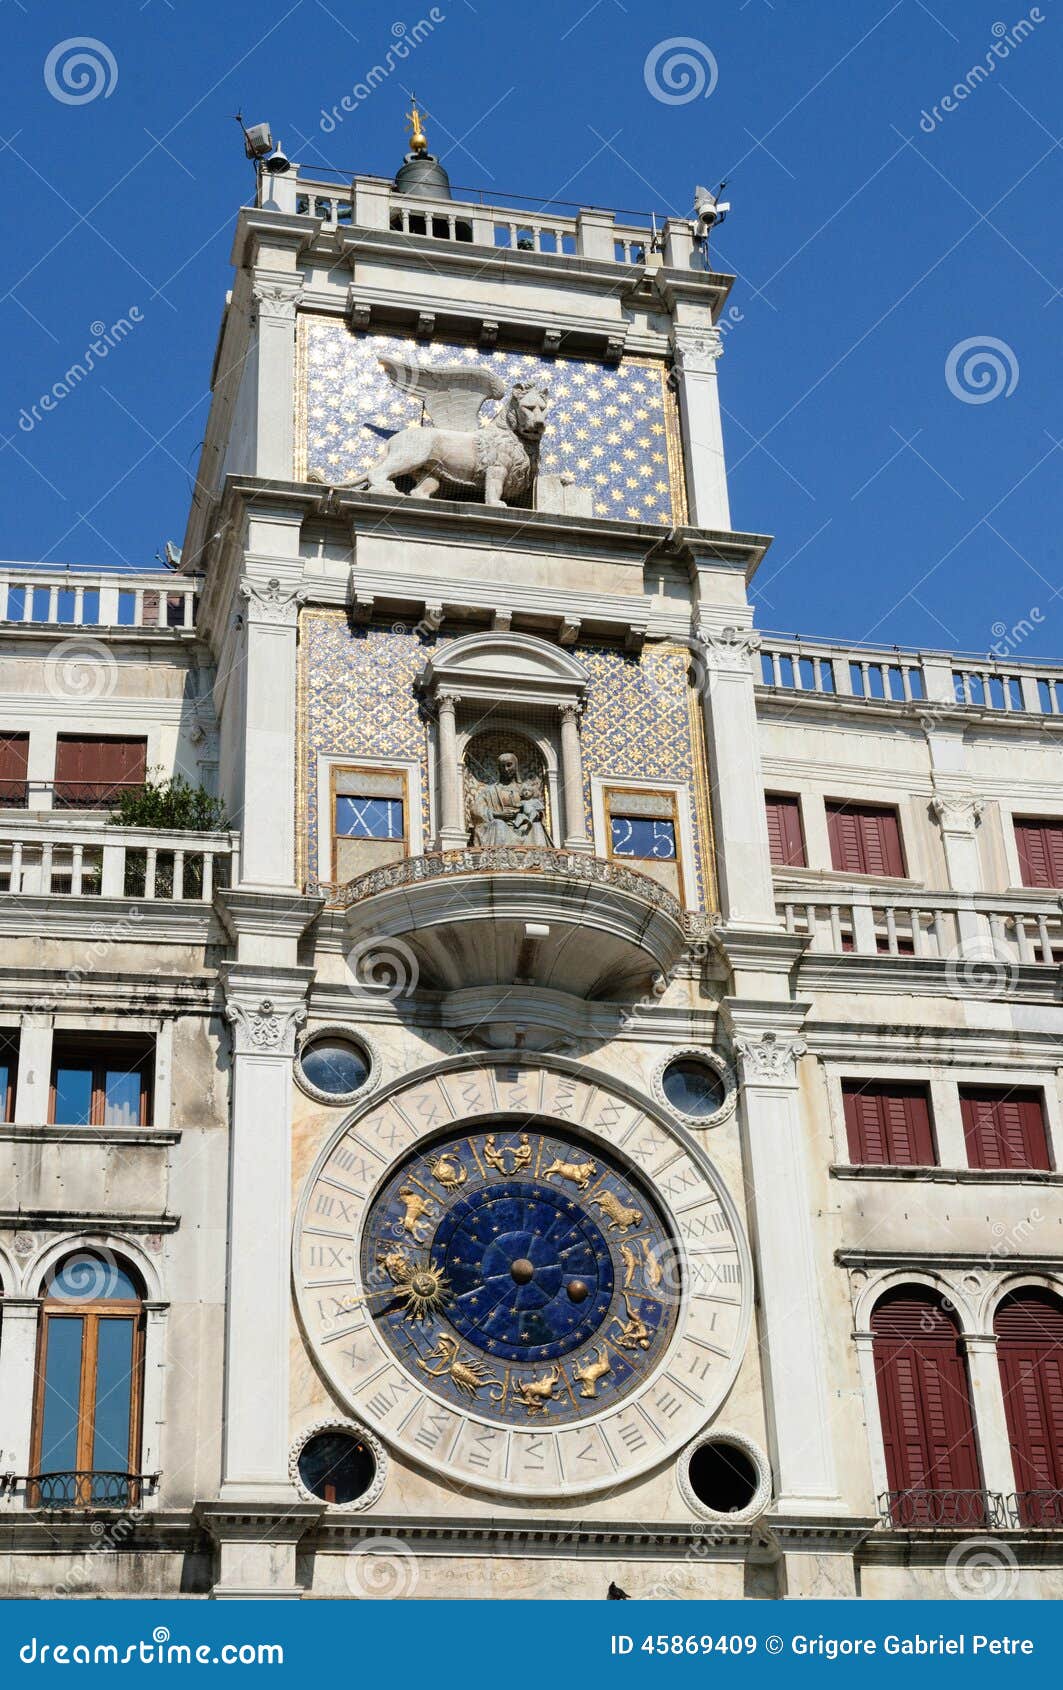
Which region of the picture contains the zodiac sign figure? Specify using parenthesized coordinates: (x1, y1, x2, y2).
(418, 1333, 504, 1401)
(427, 1151, 466, 1191)
(483, 1134, 508, 1176)
(482, 1133, 532, 1176)
(396, 1184, 436, 1242)
(513, 1363, 561, 1415)
(543, 1154, 597, 1192)
(510, 1132, 532, 1173)
(620, 1242, 639, 1289)
(592, 1189, 644, 1233)
(572, 1344, 613, 1400)
(641, 1237, 664, 1288)
(374, 1250, 451, 1321)
(611, 1292, 653, 1352)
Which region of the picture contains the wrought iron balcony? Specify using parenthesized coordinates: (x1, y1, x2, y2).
(1005, 1490, 1063, 1528)
(878, 1488, 1007, 1529)
(12, 1471, 160, 1509)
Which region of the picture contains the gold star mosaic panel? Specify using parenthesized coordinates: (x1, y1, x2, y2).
(296, 320, 687, 524)
(298, 616, 712, 908)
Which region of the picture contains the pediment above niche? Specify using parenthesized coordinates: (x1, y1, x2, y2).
(419, 629, 589, 708)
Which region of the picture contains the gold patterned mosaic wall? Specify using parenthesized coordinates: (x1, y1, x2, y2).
(298, 615, 715, 908)
(296, 320, 687, 524)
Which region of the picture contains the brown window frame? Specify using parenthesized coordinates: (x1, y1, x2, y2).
(329, 764, 411, 885)
(842, 1079, 938, 1167)
(52, 735, 147, 811)
(825, 799, 907, 878)
(48, 1040, 154, 1128)
(1013, 817, 1063, 890)
(0, 731, 29, 808)
(30, 1287, 145, 1507)
(603, 785, 687, 907)
(959, 1084, 1051, 1172)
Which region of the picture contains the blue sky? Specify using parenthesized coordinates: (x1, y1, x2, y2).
(2, 0, 1061, 658)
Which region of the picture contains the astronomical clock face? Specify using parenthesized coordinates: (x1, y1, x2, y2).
(295, 1059, 751, 1498)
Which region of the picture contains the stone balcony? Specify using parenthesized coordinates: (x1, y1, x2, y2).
(332, 848, 705, 1000)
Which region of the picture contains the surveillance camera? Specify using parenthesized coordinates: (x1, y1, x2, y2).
(264, 141, 291, 174)
(242, 121, 273, 160)
(693, 182, 730, 231)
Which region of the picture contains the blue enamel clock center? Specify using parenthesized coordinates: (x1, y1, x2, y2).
(360, 1125, 679, 1428)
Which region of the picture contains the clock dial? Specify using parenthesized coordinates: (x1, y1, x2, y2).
(360, 1130, 678, 1426)
(295, 1058, 751, 1498)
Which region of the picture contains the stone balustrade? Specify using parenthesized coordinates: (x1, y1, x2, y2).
(758, 633, 1063, 717)
(776, 878, 1063, 965)
(0, 818, 238, 902)
(0, 568, 198, 631)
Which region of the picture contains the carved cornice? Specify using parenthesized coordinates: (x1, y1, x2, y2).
(238, 575, 307, 628)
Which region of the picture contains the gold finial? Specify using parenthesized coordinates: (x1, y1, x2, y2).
(405, 97, 428, 157)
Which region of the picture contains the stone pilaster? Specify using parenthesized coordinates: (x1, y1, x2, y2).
(233, 533, 305, 889)
(671, 323, 731, 530)
(696, 626, 778, 927)
(723, 1001, 844, 1516)
(559, 703, 590, 850)
(249, 275, 303, 481)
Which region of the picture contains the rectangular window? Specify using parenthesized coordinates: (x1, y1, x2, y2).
(959, 1086, 1051, 1171)
(842, 1080, 937, 1166)
(765, 793, 807, 867)
(53, 736, 147, 810)
(331, 766, 410, 886)
(0, 1033, 17, 1122)
(609, 814, 677, 860)
(0, 732, 29, 807)
(602, 786, 686, 906)
(335, 795, 405, 841)
(49, 1040, 153, 1128)
(1014, 818, 1063, 889)
(826, 801, 906, 877)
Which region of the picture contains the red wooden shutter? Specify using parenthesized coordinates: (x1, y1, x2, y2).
(872, 1290, 984, 1524)
(995, 1291, 1063, 1525)
(1014, 819, 1063, 889)
(826, 802, 905, 876)
(764, 794, 806, 867)
(960, 1087, 1050, 1171)
(0, 732, 29, 804)
(843, 1082, 936, 1166)
(54, 737, 147, 807)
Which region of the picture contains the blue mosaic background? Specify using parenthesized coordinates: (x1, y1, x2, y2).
(301, 617, 708, 905)
(301, 323, 683, 524)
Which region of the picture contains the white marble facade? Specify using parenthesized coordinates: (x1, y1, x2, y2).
(0, 160, 1059, 1602)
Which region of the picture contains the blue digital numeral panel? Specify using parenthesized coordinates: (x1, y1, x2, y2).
(610, 815, 676, 860)
(336, 796, 404, 840)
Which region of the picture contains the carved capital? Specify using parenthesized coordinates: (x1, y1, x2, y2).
(672, 325, 724, 375)
(733, 1030, 807, 1084)
(930, 792, 985, 832)
(239, 576, 307, 628)
(226, 995, 307, 1058)
(697, 625, 761, 679)
(436, 689, 460, 714)
(559, 702, 581, 726)
(252, 278, 302, 325)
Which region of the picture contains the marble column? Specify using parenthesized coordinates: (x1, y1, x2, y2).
(249, 276, 303, 482)
(697, 626, 778, 927)
(965, 1333, 1019, 1503)
(436, 691, 466, 849)
(234, 556, 305, 890)
(559, 703, 590, 851)
(723, 1005, 844, 1515)
(671, 323, 731, 531)
(220, 965, 312, 1501)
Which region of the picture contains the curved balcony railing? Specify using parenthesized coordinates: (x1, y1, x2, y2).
(321, 846, 717, 940)
(879, 1488, 1005, 1529)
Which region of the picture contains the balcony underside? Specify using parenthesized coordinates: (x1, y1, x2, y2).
(337, 849, 692, 999)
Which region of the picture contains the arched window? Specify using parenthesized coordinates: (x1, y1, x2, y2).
(995, 1288, 1063, 1526)
(31, 1251, 145, 1508)
(871, 1286, 985, 1526)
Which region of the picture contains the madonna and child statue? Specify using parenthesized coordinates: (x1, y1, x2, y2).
(466, 750, 551, 848)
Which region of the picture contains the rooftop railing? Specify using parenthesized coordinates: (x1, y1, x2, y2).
(758, 634, 1063, 718)
(0, 817, 238, 902)
(0, 568, 198, 631)
(776, 879, 1063, 966)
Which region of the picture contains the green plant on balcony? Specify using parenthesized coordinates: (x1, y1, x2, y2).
(108, 774, 229, 899)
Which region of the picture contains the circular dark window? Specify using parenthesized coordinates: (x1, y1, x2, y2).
(661, 1057, 726, 1120)
(686, 1440, 760, 1514)
(298, 1036, 371, 1099)
(297, 1430, 376, 1505)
